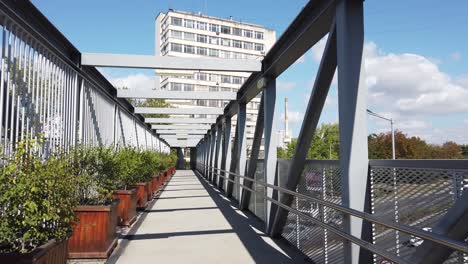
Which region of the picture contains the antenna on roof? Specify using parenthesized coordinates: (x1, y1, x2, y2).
(204, 0, 208, 15)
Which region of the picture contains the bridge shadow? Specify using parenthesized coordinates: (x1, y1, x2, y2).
(193, 170, 311, 264)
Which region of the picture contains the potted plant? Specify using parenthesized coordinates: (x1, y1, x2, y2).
(113, 147, 139, 224)
(67, 146, 119, 259)
(0, 139, 76, 264)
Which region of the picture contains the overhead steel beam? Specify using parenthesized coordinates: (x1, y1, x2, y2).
(81, 53, 261, 72)
(234, 0, 337, 105)
(160, 135, 204, 139)
(156, 130, 207, 135)
(118, 90, 237, 100)
(145, 117, 217, 124)
(135, 107, 224, 115)
(151, 125, 211, 130)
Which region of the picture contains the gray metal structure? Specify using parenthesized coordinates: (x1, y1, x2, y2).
(2, 0, 468, 264)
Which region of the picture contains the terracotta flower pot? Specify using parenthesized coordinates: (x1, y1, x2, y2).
(0, 238, 68, 264)
(129, 183, 148, 210)
(113, 189, 137, 226)
(68, 200, 119, 259)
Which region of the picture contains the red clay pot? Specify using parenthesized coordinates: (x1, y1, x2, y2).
(68, 200, 119, 259)
(0, 238, 68, 264)
(112, 189, 137, 226)
(152, 176, 160, 195)
(129, 183, 148, 210)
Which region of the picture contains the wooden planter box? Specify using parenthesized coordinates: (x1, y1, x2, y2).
(68, 200, 119, 259)
(146, 181, 153, 201)
(152, 176, 160, 195)
(112, 189, 137, 227)
(0, 238, 68, 264)
(130, 183, 148, 210)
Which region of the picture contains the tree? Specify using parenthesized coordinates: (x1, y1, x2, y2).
(277, 123, 339, 160)
(118, 86, 173, 118)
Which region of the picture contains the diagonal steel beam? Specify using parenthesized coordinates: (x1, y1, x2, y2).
(240, 94, 264, 210)
(218, 116, 232, 190)
(213, 122, 223, 185)
(270, 23, 337, 238)
(81, 53, 261, 72)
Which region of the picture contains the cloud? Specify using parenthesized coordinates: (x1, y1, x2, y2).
(277, 81, 296, 91)
(311, 36, 327, 63)
(364, 42, 468, 115)
(106, 73, 155, 92)
(450, 51, 462, 61)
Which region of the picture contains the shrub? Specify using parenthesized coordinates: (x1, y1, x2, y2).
(114, 147, 141, 189)
(69, 145, 118, 205)
(0, 139, 77, 253)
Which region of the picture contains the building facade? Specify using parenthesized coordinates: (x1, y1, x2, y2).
(155, 10, 276, 151)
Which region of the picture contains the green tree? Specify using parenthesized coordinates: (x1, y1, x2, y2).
(277, 123, 339, 160)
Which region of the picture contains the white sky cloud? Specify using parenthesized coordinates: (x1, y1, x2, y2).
(280, 111, 304, 124)
(107, 73, 155, 93)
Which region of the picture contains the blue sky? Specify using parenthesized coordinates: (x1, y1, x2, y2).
(33, 0, 468, 144)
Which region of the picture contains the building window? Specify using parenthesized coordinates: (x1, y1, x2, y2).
(197, 21, 207, 30)
(209, 74, 219, 82)
(197, 34, 207, 43)
(209, 86, 219, 92)
(233, 52, 243, 59)
(184, 32, 196, 41)
(171, 43, 183, 52)
(171, 30, 183, 39)
(221, 87, 231, 92)
(255, 31, 264, 40)
(184, 19, 195, 28)
(232, 76, 242, 84)
(209, 36, 219, 45)
(244, 29, 253, 38)
(197, 72, 208, 81)
(219, 50, 231, 59)
(232, 27, 242, 36)
(209, 49, 219, 57)
(209, 100, 220, 107)
(184, 84, 194, 91)
(184, 45, 195, 54)
(243, 41, 253, 50)
(171, 17, 182, 26)
(197, 47, 207, 56)
(220, 38, 231, 47)
(221, 25, 231, 34)
(209, 23, 219, 33)
(232, 40, 242, 49)
(254, 43, 264, 51)
(221, 75, 231, 83)
(172, 83, 182, 91)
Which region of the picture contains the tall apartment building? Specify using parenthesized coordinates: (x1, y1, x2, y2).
(155, 10, 276, 151)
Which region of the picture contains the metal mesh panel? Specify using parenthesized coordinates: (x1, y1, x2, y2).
(370, 162, 468, 264)
(279, 160, 344, 263)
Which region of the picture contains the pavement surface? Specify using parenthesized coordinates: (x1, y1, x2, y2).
(109, 170, 309, 264)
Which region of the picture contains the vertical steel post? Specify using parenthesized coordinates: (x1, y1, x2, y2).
(226, 121, 239, 198)
(209, 129, 216, 182)
(263, 79, 278, 231)
(213, 122, 223, 184)
(236, 103, 248, 201)
(219, 116, 232, 190)
(335, 1, 367, 263)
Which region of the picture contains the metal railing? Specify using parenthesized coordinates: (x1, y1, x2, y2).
(196, 160, 468, 264)
(0, 1, 169, 155)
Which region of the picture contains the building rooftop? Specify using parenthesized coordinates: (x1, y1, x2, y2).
(163, 9, 275, 32)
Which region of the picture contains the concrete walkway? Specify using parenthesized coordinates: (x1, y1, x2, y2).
(110, 170, 308, 264)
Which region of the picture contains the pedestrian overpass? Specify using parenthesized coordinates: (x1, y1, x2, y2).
(0, 0, 467, 263)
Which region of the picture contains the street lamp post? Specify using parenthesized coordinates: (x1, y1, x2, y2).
(367, 109, 396, 160)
